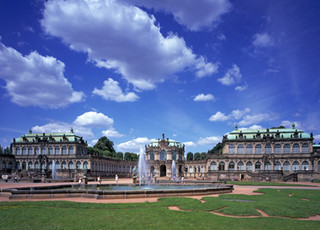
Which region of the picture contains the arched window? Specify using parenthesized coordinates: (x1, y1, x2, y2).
(28, 161, 33, 170)
(83, 161, 88, 170)
(2, 161, 6, 169)
(302, 161, 309, 170)
(48, 161, 52, 170)
(171, 150, 176, 161)
(229, 144, 235, 154)
(264, 161, 271, 170)
(34, 162, 39, 170)
(16, 162, 20, 170)
(246, 161, 253, 171)
(35, 147, 39, 155)
(55, 161, 60, 169)
(237, 144, 244, 154)
(198, 166, 201, 173)
(127, 165, 130, 173)
(55, 146, 60, 155)
(255, 144, 261, 154)
(189, 166, 193, 173)
(160, 150, 166, 161)
(41, 147, 46, 155)
(61, 161, 67, 169)
(22, 147, 27, 155)
(16, 147, 20, 155)
(302, 143, 309, 153)
(41, 162, 46, 170)
(255, 161, 261, 171)
(150, 150, 155, 160)
(283, 144, 290, 154)
(274, 144, 281, 154)
(118, 165, 121, 172)
(237, 161, 244, 170)
(22, 162, 26, 170)
(48, 146, 53, 155)
(68, 161, 74, 169)
(292, 161, 299, 170)
(293, 143, 300, 154)
(219, 162, 225, 170)
(76, 161, 81, 169)
(265, 144, 271, 154)
(246, 144, 253, 154)
(283, 161, 290, 171)
(229, 161, 235, 170)
(8, 161, 12, 169)
(69, 146, 74, 154)
(62, 146, 67, 155)
(210, 162, 217, 170)
(274, 161, 281, 170)
(28, 147, 33, 155)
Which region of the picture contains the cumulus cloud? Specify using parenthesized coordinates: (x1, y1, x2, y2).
(197, 136, 220, 145)
(73, 111, 114, 128)
(93, 78, 139, 102)
(209, 108, 250, 122)
(183, 141, 197, 147)
(239, 124, 263, 130)
(253, 33, 274, 48)
(209, 111, 229, 121)
(117, 137, 154, 153)
(102, 128, 124, 138)
(235, 84, 248, 91)
(280, 120, 302, 129)
(218, 64, 242, 86)
(41, 0, 217, 90)
(0, 42, 84, 108)
(238, 114, 270, 126)
(32, 122, 94, 139)
(194, 93, 215, 102)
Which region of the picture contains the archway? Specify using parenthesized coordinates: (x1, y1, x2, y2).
(150, 166, 154, 175)
(160, 165, 166, 177)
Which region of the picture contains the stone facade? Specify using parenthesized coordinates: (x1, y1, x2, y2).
(145, 134, 185, 178)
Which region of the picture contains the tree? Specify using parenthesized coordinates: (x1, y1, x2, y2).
(194, 152, 201, 161)
(187, 152, 193, 161)
(116, 152, 123, 160)
(0, 145, 3, 154)
(94, 136, 116, 153)
(208, 142, 223, 154)
(124, 152, 139, 161)
(200, 152, 207, 160)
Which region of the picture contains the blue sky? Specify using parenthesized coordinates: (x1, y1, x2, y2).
(0, 0, 319, 154)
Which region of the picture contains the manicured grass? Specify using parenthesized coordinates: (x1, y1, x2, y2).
(226, 181, 314, 186)
(0, 189, 319, 229)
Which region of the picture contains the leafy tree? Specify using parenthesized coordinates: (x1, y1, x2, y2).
(208, 142, 223, 154)
(94, 136, 116, 153)
(270, 126, 285, 129)
(194, 152, 201, 161)
(0, 145, 3, 154)
(116, 152, 123, 160)
(187, 152, 193, 161)
(200, 152, 207, 160)
(124, 152, 139, 161)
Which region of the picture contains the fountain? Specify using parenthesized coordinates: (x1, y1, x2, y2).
(171, 160, 176, 180)
(138, 147, 147, 186)
(52, 161, 57, 179)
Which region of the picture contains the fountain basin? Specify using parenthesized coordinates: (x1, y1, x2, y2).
(1, 183, 233, 200)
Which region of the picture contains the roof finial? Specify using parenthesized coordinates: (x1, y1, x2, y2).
(235, 124, 238, 131)
(291, 122, 295, 129)
(29, 129, 32, 134)
(71, 127, 74, 133)
(162, 133, 165, 139)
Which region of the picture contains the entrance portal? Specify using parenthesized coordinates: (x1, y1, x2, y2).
(160, 165, 166, 177)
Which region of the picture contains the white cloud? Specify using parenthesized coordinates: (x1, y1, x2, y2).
(197, 136, 220, 145)
(0, 42, 84, 108)
(102, 128, 124, 138)
(42, 0, 217, 90)
(91, 139, 98, 147)
(195, 57, 219, 78)
(239, 114, 270, 126)
(93, 78, 139, 102)
(239, 125, 263, 130)
(194, 93, 215, 102)
(235, 84, 248, 91)
(117, 137, 153, 153)
(218, 64, 242, 86)
(209, 111, 229, 122)
(183, 141, 197, 147)
(209, 108, 250, 122)
(253, 33, 274, 48)
(314, 135, 320, 143)
(32, 122, 94, 139)
(73, 111, 114, 128)
(124, 0, 232, 31)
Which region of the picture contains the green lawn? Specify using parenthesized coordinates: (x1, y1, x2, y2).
(0, 189, 319, 230)
(226, 181, 315, 186)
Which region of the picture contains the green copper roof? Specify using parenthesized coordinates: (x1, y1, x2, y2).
(15, 132, 84, 143)
(226, 128, 311, 140)
(149, 139, 182, 148)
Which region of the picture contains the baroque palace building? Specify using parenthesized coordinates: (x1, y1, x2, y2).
(184, 124, 320, 182)
(11, 130, 136, 179)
